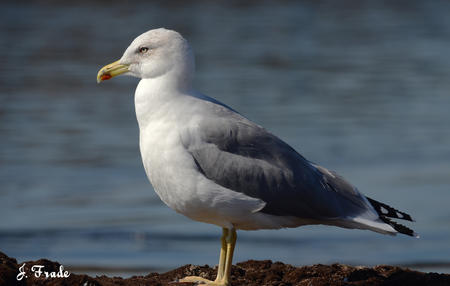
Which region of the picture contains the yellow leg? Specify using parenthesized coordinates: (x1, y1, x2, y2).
(214, 228, 228, 282)
(179, 228, 237, 286)
(222, 228, 237, 285)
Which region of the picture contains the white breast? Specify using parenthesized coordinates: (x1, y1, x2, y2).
(139, 115, 197, 212)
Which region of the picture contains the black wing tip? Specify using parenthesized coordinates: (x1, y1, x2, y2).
(366, 197, 417, 237)
(366, 197, 414, 222)
(380, 216, 418, 238)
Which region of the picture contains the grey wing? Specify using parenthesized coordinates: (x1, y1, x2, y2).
(188, 112, 374, 221)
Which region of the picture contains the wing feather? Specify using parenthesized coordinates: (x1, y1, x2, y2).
(187, 108, 374, 221)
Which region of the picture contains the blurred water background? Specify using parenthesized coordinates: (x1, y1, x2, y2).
(1, 0, 449, 276)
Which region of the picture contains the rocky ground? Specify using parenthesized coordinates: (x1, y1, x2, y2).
(1, 251, 449, 286)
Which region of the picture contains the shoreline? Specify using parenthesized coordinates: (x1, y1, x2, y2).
(2, 251, 449, 286)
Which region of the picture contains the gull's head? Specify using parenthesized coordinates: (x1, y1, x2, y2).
(97, 28, 194, 85)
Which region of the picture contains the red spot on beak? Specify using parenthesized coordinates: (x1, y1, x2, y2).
(101, 74, 112, 81)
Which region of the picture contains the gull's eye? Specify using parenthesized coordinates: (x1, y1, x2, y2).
(139, 47, 149, 54)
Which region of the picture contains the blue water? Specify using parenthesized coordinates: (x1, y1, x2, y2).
(1, 1, 449, 276)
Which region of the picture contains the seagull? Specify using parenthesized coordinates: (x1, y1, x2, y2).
(97, 28, 416, 285)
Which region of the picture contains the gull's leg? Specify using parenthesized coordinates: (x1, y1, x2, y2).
(221, 228, 237, 285)
(214, 228, 228, 282)
(178, 228, 230, 285)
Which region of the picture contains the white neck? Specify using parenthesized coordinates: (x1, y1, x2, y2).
(134, 70, 194, 128)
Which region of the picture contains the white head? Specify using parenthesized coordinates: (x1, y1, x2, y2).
(97, 28, 195, 88)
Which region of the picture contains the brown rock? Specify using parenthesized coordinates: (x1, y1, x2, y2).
(1, 251, 449, 286)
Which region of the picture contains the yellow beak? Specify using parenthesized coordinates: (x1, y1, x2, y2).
(96, 60, 130, 83)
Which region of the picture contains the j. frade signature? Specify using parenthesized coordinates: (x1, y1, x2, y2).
(16, 263, 70, 281)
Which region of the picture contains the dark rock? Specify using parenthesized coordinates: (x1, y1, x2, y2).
(1, 251, 449, 286)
